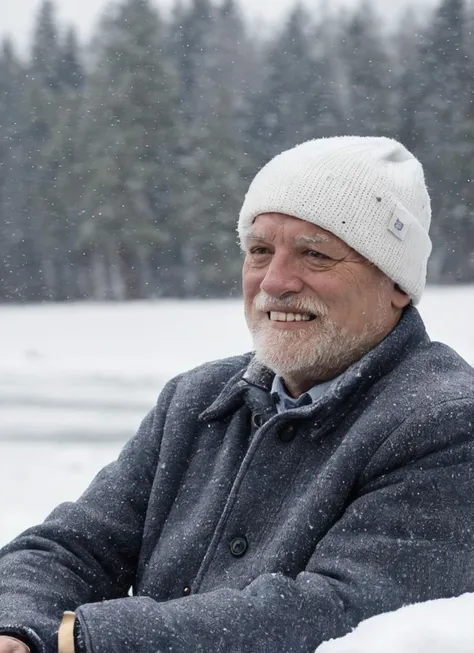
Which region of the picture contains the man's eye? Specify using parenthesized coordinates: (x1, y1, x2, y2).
(306, 250, 331, 261)
(250, 247, 270, 256)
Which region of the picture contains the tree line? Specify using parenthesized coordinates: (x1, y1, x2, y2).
(0, 0, 473, 302)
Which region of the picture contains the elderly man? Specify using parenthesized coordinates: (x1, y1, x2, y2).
(0, 136, 473, 653)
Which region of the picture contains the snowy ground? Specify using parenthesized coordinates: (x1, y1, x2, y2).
(315, 592, 474, 653)
(0, 287, 473, 546)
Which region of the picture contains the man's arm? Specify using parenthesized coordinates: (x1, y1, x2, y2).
(56, 402, 474, 653)
(0, 376, 181, 653)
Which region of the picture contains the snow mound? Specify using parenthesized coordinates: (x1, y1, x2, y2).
(316, 593, 474, 653)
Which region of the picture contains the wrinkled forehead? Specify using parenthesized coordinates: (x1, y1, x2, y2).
(245, 213, 351, 251)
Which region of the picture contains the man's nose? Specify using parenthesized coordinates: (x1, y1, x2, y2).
(259, 254, 304, 297)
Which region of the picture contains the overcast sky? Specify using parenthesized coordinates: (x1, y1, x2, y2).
(3, 0, 438, 54)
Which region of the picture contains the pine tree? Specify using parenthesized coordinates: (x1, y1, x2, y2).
(412, 0, 471, 282)
(210, 0, 256, 127)
(394, 10, 425, 152)
(0, 40, 30, 300)
(170, 0, 254, 296)
(31, 0, 62, 91)
(339, 2, 398, 136)
(246, 6, 345, 169)
(19, 0, 84, 300)
(75, 0, 180, 299)
(176, 91, 250, 297)
(58, 27, 84, 90)
(434, 96, 474, 283)
(168, 0, 216, 125)
(411, 0, 468, 170)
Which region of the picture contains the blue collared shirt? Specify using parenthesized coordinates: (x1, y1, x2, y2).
(271, 375, 335, 413)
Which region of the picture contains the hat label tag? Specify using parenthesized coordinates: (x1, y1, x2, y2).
(388, 206, 411, 241)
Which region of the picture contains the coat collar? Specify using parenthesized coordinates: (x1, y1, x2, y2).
(199, 306, 430, 426)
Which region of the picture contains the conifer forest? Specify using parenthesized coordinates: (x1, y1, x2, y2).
(0, 0, 473, 302)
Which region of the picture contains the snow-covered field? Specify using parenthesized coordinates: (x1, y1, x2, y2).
(0, 287, 473, 545)
(0, 298, 252, 544)
(315, 592, 474, 653)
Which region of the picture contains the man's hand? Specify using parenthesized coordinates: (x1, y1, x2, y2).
(0, 636, 30, 653)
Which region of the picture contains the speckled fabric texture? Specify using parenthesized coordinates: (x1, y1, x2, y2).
(0, 307, 474, 653)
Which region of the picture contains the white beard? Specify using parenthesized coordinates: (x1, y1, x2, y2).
(247, 291, 390, 382)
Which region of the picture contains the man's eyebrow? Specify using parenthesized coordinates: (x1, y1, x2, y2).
(295, 234, 330, 245)
(245, 232, 331, 245)
(245, 232, 271, 242)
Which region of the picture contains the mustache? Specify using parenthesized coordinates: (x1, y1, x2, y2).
(253, 291, 329, 317)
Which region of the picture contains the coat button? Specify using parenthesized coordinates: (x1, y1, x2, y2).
(183, 586, 191, 596)
(278, 424, 297, 443)
(252, 413, 265, 429)
(229, 536, 248, 557)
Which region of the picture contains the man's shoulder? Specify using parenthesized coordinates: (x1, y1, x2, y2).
(362, 341, 474, 475)
(185, 352, 253, 383)
(164, 352, 254, 404)
(393, 338, 474, 408)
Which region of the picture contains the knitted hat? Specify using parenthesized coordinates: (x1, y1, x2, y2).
(238, 136, 432, 304)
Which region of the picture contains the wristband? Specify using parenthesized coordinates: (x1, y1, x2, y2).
(58, 612, 76, 653)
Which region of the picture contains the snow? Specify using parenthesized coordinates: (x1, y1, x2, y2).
(0, 298, 253, 543)
(0, 442, 122, 546)
(0, 288, 473, 652)
(315, 593, 474, 653)
(0, 299, 252, 440)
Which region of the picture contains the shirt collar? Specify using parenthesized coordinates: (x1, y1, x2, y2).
(271, 374, 336, 413)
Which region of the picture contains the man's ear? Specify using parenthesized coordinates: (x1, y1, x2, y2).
(392, 283, 411, 309)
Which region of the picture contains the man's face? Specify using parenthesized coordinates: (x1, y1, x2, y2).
(242, 213, 410, 393)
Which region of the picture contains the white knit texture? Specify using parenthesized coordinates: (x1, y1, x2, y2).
(238, 136, 432, 304)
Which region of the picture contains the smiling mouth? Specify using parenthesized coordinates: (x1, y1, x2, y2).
(268, 311, 316, 323)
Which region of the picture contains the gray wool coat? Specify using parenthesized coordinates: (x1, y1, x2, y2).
(1, 307, 474, 653)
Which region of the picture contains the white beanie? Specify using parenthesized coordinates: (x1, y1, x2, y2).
(238, 136, 432, 304)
